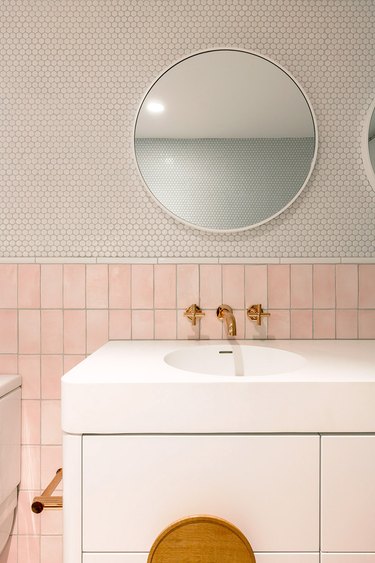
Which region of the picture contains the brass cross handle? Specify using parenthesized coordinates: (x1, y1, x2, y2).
(184, 304, 205, 326)
(247, 304, 270, 326)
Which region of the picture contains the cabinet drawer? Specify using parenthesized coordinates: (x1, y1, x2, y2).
(321, 436, 375, 552)
(83, 435, 319, 552)
(83, 555, 319, 563)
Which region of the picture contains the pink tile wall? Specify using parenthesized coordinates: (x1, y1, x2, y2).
(0, 262, 373, 563)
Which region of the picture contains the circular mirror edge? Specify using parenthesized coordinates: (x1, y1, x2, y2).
(361, 98, 375, 192)
(132, 47, 319, 233)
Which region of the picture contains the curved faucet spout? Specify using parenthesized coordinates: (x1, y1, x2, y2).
(216, 305, 237, 336)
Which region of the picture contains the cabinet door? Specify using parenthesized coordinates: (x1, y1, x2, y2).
(83, 553, 148, 563)
(83, 435, 319, 553)
(321, 436, 375, 552)
(255, 556, 318, 563)
(83, 556, 147, 563)
(321, 556, 375, 562)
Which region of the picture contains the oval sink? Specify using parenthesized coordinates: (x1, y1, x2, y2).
(164, 344, 306, 377)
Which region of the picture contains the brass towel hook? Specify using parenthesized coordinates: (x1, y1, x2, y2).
(31, 468, 63, 513)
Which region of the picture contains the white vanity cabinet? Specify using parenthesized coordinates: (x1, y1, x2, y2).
(62, 340, 375, 563)
(65, 433, 375, 563)
(321, 436, 375, 554)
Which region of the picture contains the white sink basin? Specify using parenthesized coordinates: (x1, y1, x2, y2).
(62, 340, 375, 434)
(164, 344, 306, 376)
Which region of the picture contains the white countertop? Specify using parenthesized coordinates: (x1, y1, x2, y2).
(61, 340, 375, 434)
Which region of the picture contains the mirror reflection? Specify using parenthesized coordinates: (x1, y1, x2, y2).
(134, 50, 317, 232)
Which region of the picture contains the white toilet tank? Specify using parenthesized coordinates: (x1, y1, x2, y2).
(0, 375, 21, 554)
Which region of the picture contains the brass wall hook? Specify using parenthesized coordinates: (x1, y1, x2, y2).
(184, 304, 205, 326)
(247, 304, 270, 326)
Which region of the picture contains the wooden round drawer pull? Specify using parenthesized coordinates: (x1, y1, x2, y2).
(147, 515, 256, 563)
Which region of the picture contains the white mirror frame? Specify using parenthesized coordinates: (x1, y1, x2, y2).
(133, 48, 319, 233)
(362, 98, 375, 191)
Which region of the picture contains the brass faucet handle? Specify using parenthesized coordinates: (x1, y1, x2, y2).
(247, 304, 270, 326)
(184, 304, 205, 326)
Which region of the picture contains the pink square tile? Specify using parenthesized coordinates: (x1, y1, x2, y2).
(86, 309, 109, 353)
(41, 400, 61, 445)
(18, 491, 40, 535)
(245, 265, 267, 308)
(268, 265, 290, 309)
(109, 265, 131, 309)
(177, 310, 199, 340)
(200, 309, 223, 340)
(19, 310, 40, 354)
(41, 355, 63, 400)
(359, 265, 375, 308)
(19, 355, 40, 399)
(176, 265, 199, 309)
(63, 355, 86, 373)
(63, 310, 86, 354)
(336, 265, 358, 309)
(0, 264, 17, 308)
(336, 310, 358, 339)
(18, 264, 40, 308)
(313, 309, 336, 339)
(0, 354, 17, 374)
(313, 265, 335, 308)
(63, 264, 85, 308)
(41, 310, 63, 354)
(41, 446, 62, 490)
(154, 265, 176, 309)
(109, 310, 131, 340)
(291, 310, 313, 339)
(132, 310, 154, 339)
(41, 509, 63, 535)
(41, 265, 63, 308)
(41, 535, 63, 563)
(18, 536, 40, 563)
(21, 446, 40, 490)
(0, 310, 17, 353)
(155, 310, 177, 339)
(200, 265, 222, 309)
(245, 315, 267, 340)
(132, 265, 154, 309)
(86, 264, 108, 308)
(359, 310, 375, 338)
(0, 535, 17, 563)
(291, 265, 312, 308)
(22, 400, 40, 445)
(267, 310, 291, 339)
(222, 265, 244, 309)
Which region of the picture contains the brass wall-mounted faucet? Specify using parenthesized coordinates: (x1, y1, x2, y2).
(247, 304, 270, 326)
(217, 305, 237, 336)
(184, 304, 205, 326)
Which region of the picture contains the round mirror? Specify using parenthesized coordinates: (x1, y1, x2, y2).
(134, 49, 317, 232)
(362, 100, 375, 191)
